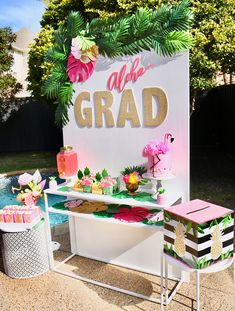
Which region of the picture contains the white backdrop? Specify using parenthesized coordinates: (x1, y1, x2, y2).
(64, 51, 189, 200)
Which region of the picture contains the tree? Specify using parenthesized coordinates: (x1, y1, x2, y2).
(28, 0, 235, 117)
(0, 28, 22, 122)
(42, 2, 193, 126)
(189, 0, 235, 115)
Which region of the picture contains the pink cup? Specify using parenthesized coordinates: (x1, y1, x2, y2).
(23, 211, 35, 223)
(0, 211, 5, 223)
(4, 211, 14, 223)
(14, 211, 24, 223)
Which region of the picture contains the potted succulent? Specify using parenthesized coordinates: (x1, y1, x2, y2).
(121, 165, 147, 196)
(100, 170, 116, 195)
(157, 187, 167, 205)
(81, 167, 93, 193)
(49, 176, 57, 190)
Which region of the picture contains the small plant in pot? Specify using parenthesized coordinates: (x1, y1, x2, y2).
(92, 172, 103, 194)
(74, 169, 84, 192)
(157, 187, 167, 205)
(121, 165, 147, 196)
(101, 176, 116, 195)
(81, 167, 93, 193)
(49, 176, 57, 190)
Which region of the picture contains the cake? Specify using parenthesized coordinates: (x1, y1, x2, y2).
(143, 133, 174, 178)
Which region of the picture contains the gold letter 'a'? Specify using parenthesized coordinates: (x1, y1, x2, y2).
(143, 87, 168, 127)
(117, 89, 141, 127)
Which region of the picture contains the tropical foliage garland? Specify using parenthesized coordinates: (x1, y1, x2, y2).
(43, 0, 193, 127)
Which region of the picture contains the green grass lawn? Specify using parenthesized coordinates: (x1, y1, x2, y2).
(190, 146, 235, 209)
(0, 151, 57, 174)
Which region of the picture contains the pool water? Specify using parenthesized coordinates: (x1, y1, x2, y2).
(0, 174, 68, 227)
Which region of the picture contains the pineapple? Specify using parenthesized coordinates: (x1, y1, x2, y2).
(211, 225, 223, 260)
(174, 223, 186, 257)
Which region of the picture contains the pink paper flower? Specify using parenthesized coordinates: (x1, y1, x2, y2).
(64, 200, 83, 208)
(114, 207, 150, 223)
(18, 173, 33, 186)
(39, 179, 46, 191)
(67, 38, 98, 83)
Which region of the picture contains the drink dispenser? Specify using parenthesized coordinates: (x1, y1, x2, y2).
(56, 146, 78, 178)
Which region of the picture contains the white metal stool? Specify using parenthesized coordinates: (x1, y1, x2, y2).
(162, 253, 234, 311)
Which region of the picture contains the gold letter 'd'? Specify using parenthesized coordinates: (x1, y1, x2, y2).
(143, 87, 168, 127)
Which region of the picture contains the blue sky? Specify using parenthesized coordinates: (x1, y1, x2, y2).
(0, 0, 45, 32)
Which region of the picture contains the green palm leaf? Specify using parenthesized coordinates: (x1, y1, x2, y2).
(45, 47, 67, 63)
(59, 82, 74, 106)
(42, 77, 61, 99)
(55, 104, 69, 127)
(67, 11, 84, 38)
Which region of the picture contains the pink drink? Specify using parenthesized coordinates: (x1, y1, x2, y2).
(57, 146, 78, 178)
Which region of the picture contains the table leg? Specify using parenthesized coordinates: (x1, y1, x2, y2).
(44, 193, 54, 269)
(165, 256, 169, 305)
(196, 270, 200, 311)
(161, 251, 164, 310)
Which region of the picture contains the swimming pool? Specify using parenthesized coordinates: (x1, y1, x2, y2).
(0, 173, 68, 227)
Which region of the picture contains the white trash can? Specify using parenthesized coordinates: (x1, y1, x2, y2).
(1, 219, 49, 279)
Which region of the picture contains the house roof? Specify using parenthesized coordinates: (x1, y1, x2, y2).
(12, 27, 37, 51)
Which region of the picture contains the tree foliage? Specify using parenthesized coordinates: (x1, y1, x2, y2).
(0, 28, 22, 122)
(28, 0, 235, 117)
(42, 1, 193, 126)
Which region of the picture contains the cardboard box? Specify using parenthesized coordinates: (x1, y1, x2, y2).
(164, 199, 234, 269)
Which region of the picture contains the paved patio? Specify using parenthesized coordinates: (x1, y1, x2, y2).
(0, 236, 233, 311)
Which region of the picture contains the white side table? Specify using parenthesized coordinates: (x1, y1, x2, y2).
(163, 253, 234, 311)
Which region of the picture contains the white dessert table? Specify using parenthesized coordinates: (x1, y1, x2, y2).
(43, 184, 187, 306)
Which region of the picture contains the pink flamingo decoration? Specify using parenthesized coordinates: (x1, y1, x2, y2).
(164, 133, 174, 146)
(143, 133, 174, 177)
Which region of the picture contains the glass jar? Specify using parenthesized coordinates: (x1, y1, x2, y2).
(56, 146, 78, 178)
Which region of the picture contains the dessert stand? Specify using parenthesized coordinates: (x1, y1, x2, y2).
(142, 173, 176, 199)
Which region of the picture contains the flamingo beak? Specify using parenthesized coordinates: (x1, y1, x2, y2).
(170, 137, 174, 143)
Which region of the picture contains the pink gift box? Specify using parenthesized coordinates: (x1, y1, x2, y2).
(14, 211, 24, 223)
